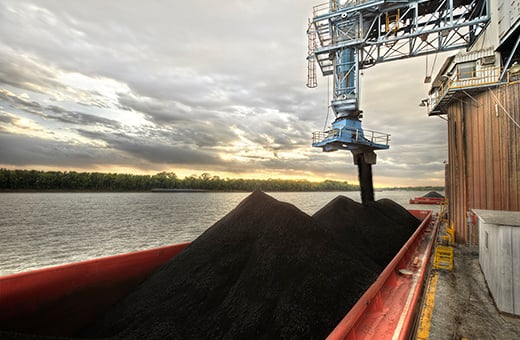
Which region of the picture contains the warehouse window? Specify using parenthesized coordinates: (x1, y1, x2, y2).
(457, 61, 476, 79)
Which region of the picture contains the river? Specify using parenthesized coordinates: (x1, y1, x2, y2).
(0, 190, 440, 275)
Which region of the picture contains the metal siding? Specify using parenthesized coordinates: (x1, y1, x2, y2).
(478, 220, 491, 285)
(490, 224, 500, 302)
(485, 95, 494, 208)
(493, 92, 501, 209)
(478, 99, 487, 208)
(468, 100, 476, 209)
(454, 47, 495, 63)
(446, 83, 520, 244)
(511, 86, 520, 210)
(499, 0, 520, 40)
(500, 87, 511, 209)
(498, 226, 514, 314)
(513, 228, 520, 314)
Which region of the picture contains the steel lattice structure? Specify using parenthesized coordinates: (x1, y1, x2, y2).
(306, 0, 489, 203)
(308, 0, 490, 79)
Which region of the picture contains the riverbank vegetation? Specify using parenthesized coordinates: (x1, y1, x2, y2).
(0, 169, 443, 192)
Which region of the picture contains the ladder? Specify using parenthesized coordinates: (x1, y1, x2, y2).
(307, 19, 318, 88)
(433, 245, 454, 271)
(385, 9, 400, 35)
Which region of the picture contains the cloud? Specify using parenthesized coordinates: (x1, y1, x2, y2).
(0, 89, 43, 114)
(0, 89, 122, 130)
(46, 105, 122, 129)
(0, 46, 64, 95)
(0, 0, 449, 185)
(0, 132, 118, 167)
(75, 129, 223, 166)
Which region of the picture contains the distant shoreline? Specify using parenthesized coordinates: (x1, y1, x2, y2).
(0, 169, 444, 193)
(0, 188, 444, 193)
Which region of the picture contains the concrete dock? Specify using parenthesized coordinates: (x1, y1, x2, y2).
(416, 244, 520, 339)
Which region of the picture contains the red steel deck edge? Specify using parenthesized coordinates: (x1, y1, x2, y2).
(327, 210, 438, 340)
(0, 242, 189, 336)
(409, 197, 445, 205)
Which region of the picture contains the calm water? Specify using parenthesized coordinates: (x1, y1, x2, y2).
(0, 191, 439, 275)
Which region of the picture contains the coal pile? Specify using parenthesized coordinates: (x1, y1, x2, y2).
(82, 191, 420, 339)
(313, 196, 421, 267)
(422, 191, 444, 198)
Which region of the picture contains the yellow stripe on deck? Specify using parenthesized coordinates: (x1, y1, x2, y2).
(416, 271, 439, 340)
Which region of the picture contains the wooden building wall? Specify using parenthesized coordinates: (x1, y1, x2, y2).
(446, 82, 520, 244)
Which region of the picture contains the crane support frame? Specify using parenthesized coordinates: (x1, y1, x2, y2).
(308, 0, 490, 75)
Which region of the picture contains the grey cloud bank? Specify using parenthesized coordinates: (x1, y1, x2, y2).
(0, 0, 447, 186)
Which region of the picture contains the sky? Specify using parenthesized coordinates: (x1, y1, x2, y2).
(0, 0, 450, 187)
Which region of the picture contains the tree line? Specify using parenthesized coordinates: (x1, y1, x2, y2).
(0, 169, 359, 192)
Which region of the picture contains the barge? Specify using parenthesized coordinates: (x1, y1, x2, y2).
(409, 197, 445, 205)
(409, 192, 445, 205)
(0, 209, 436, 339)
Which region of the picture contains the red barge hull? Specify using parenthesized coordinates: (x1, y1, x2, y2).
(409, 197, 445, 205)
(0, 210, 437, 339)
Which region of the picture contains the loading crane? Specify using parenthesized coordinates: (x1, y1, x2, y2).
(307, 0, 489, 203)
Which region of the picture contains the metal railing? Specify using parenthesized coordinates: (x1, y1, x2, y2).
(312, 126, 390, 146)
(312, 129, 340, 145)
(508, 67, 520, 84)
(312, 1, 374, 18)
(428, 77, 453, 109)
(451, 66, 502, 89)
(312, 2, 330, 18)
(429, 66, 504, 110)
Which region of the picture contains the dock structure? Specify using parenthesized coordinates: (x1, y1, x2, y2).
(416, 244, 520, 339)
(422, 0, 520, 244)
(415, 1, 520, 336)
(306, 0, 490, 203)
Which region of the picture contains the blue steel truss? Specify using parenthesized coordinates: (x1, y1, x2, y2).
(307, 0, 490, 155)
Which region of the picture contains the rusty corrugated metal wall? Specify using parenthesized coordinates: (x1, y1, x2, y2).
(446, 82, 520, 244)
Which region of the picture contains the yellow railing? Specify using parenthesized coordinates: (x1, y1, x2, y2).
(429, 66, 502, 109)
(507, 66, 520, 84)
(429, 66, 520, 110)
(441, 221, 455, 246)
(429, 77, 453, 109)
(439, 199, 448, 223)
(451, 66, 502, 89)
(430, 67, 520, 103)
